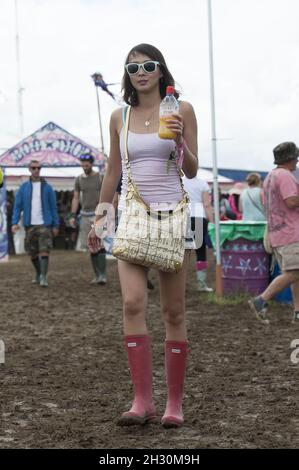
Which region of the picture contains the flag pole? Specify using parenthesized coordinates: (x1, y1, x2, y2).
(94, 85, 105, 154)
(207, 0, 223, 296)
(14, 0, 24, 137)
(91, 72, 118, 155)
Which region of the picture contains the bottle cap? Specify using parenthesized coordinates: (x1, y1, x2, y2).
(166, 86, 174, 95)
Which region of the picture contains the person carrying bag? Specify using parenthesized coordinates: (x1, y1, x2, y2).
(88, 43, 198, 428)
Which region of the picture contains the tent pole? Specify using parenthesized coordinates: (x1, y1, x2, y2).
(207, 0, 223, 296)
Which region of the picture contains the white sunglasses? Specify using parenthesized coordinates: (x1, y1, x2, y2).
(125, 60, 160, 76)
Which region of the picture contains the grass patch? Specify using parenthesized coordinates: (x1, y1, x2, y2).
(201, 292, 292, 308)
(202, 292, 250, 305)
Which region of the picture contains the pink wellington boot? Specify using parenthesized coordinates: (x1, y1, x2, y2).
(161, 340, 188, 428)
(117, 335, 156, 426)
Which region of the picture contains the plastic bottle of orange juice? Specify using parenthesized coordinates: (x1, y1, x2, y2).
(158, 85, 179, 140)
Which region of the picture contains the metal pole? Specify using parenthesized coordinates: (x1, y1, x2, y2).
(207, 0, 223, 296)
(14, 0, 24, 136)
(95, 86, 105, 154)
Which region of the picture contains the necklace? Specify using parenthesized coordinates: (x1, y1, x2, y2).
(143, 108, 157, 128)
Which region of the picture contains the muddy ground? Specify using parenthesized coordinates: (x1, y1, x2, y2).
(0, 250, 298, 449)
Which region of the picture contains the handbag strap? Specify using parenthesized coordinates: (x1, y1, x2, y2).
(123, 105, 189, 206)
(123, 105, 133, 183)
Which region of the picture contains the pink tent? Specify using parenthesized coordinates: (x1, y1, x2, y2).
(0, 121, 106, 171)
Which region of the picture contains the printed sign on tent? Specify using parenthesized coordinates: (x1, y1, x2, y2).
(0, 122, 106, 172)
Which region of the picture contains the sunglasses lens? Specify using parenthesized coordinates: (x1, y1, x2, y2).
(31, 167, 40, 170)
(143, 61, 156, 73)
(80, 155, 92, 160)
(126, 61, 159, 75)
(127, 63, 139, 75)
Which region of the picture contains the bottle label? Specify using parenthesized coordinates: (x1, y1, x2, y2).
(160, 104, 179, 116)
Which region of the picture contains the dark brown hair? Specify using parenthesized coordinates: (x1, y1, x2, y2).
(29, 160, 41, 168)
(122, 43, 179, 106)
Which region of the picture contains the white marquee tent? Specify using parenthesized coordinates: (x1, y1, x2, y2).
(4, 166, 232, 192)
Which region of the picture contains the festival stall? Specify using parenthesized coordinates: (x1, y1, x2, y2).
(0, 121, 106, 260)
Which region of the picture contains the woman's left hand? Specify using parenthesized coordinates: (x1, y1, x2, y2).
(87, 226, 103, 253)
(166, 113, 184, 144)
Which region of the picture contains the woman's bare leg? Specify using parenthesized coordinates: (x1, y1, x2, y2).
(118, 260, 148, 335)
(158, 251, 190, 341)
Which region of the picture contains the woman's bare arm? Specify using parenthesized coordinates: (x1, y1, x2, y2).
(94, 109, 122, 222)
(180, 101, 198, 178)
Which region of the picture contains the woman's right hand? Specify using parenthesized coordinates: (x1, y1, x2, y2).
(87, 226, 103, 253)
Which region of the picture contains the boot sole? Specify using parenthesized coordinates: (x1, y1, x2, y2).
(161, 417, 183, 429)
(117, 412, 156, 426)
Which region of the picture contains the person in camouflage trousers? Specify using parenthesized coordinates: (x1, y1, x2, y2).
(12, 160, 59, 287)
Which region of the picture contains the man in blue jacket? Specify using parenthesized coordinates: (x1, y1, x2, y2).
(12, 160, 59, 287)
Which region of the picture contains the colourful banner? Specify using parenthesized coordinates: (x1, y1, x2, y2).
(0, 177, 8, 262)
(0, 122, 106, 173)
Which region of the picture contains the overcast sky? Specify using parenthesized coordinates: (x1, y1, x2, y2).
(1, 0, 299, 171)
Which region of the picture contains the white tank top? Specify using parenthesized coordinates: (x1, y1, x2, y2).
(118, 129, 183, 212)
